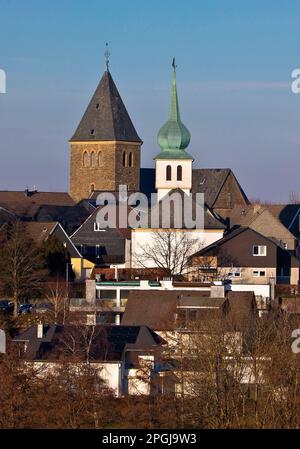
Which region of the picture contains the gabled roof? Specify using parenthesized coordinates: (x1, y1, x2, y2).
(192, 168, 249, 208)
(264, 204, 300, 238)
(13, 324, 162, 362)
(0, 191, 74, 219)
(151, 188, 226, 230)
(23, 221, 82, 258)
(136, 168, 248, 209)
(190, 226, 271, 258)
(229, 204, 296, 242)
(122, 291, 179, 330)
(70, 70, 142, 143)
(70, 206, 131, 264)
(24, 221, 57, 243)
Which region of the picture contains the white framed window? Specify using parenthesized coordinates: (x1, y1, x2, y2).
(253, 270, 266, 277)
(227, 270, 241, 278)
(253, 245, 267, 256)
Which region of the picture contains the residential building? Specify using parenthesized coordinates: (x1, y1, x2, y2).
(13, 323, 167, 397)
(229, 204, 297, 250)
(188, 227, 299, 285)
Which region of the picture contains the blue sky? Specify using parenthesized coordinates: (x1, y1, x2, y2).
(0, 0, 300, 201)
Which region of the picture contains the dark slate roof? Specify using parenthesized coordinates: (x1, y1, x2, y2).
(156, 188, 226, 230)
(136, 167, 248, 209)
(0, 207, 16, 225)
(70, 206, 130, 264)
(36, 201, 95, 235)
(0, 191, 75, 219)
(192, 168, 231, 207)
(70, 70, 142, 143)
(13, 324, 162, 362)
(140, 168, 156, 199)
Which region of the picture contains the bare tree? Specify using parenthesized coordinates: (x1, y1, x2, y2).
(45, 280, 69, 324)
(289, 191, 300, 204)
(0, 221, 46, 317)
(135, 230, 203, 277)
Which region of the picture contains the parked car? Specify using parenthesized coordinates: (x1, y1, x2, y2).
(32, 303, 53, 314)
(18, 303, 33, 315)
(0, 300, 14, 314)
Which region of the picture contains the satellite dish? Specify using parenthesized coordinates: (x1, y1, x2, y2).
(0, 329, 6, 354)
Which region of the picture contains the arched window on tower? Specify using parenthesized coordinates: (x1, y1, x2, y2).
(91, 151, 96, 167)
(128, 152, 133, 167)
(122, 152, 127, 167)
(98, 151, 103, 166)
(177, 165, 182, 181)
(166, 165, 172, 181)
(83, 151, 89, 167)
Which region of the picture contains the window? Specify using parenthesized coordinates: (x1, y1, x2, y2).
(90, 129, 95, 135)
(96, 103, 100, 110)
(90, 184, 95, 193)
(253, 270, 266, 277)
(253, 245, 267, 256)
(166, 165, 172, 181)
(91, 151, 96, 167)
(122, 152, 127, 167)
(177, 165, 182, 181)
(128, 152, 133, 167)
(227, 271, 241, 278)
(98, 151, 103, 166)
(83, 151, 89, 167)
(96, 244, 100, 258)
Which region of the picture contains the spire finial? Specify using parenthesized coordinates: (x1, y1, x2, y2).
(104, 43, 110, 71)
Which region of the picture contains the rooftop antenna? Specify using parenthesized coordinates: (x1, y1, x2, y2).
(104, 42, 110, 71)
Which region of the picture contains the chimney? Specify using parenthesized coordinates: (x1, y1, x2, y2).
(210, 282, 225, 298)
(37, 323, 43, 339)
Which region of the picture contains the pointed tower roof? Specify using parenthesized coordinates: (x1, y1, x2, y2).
(70, 70, 142, 143)
(155, 59, 193, 160)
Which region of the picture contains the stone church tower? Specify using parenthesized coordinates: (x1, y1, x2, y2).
(69, 64, 142, 202)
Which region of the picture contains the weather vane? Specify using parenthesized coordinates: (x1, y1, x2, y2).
(172, 57, 177, 72)
(104, 43, 110, 71)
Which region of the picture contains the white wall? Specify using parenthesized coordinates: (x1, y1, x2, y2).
(155, 159, 192, 201)
(226, 283, 271, 299)
(131, 229, 224, 269)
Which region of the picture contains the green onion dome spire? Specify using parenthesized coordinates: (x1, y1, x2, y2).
(155, 59, 193, 160)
